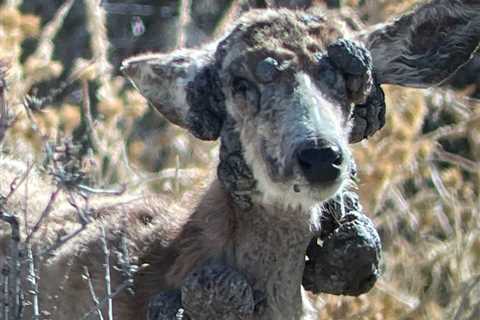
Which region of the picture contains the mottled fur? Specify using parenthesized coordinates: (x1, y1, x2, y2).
(1, 1, 480, 319)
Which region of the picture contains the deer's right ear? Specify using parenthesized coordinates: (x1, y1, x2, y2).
(363, 0, 480, 88)
(122, 46, 226, 141)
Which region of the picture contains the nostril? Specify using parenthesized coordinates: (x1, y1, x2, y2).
(297, 146, 343, 167)
(297, 144, 343, 184)
(298, 146, 342, 166)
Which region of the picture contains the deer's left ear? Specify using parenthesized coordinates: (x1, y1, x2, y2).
(122, 45, 226, 141)
(364, 0, 480, 88)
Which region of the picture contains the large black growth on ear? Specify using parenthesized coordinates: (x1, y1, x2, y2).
(326, 39, 386, 143)
(349, 82, 386, 143)
(185, 64, 227, 141)
(328, 39, 373, 104)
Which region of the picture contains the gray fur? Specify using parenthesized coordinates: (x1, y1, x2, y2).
(121, 2, 480, 319)
(146, 177, 382, 319)
(366, 0, 480, 87)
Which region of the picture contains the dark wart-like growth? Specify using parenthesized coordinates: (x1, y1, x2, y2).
(181, 264, 257, 320)
(147, 264, 258, 320)
(349, 82, 386, 143)
(147, 291, 184, 320)
(185, 65, 226, 140)
(218, 119, 256, 210)
(323, 38, 387, 143)
(328, 39, 372, 77)
(304, 193, 382, 296)
(327, 39, 373, 104)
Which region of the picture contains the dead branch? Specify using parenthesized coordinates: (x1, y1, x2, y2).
(25, 187, 61, 244)
(26, 245, 40, 319)
(37, 192, 91, 259)
(0, 61, 14, 146)
(0, 211, 22, 320)
(83, 266, 105, 320)
(100, 226, 113, 320)
(3, 162, 34, 205)
(81, 79, 103, 155)
(80, 264, 148, 320)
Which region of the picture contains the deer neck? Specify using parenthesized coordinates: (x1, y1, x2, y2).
(225, 187, 314, 320)
(217, 122, 315, 319)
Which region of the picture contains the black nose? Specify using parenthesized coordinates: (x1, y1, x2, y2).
(297, 144, 343, 184)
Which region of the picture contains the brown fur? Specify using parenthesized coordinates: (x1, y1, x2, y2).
(0, 156, 215, 319)
(2, 1, 480, 319)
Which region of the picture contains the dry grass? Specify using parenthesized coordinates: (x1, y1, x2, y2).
(0, 1, 479, 319)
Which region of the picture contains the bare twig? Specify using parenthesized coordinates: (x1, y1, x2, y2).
(0, 61, 14, 145)
(80, 265, 148, 320)
(26, 245, 40, 319)
(37, 192, 91, 258)
(76, 184, 127, 197)
(116, 229, 134, 295)
(420, 124, 467, 141)
(420, 113, 480, 142)
(0, 211, 22, 320)
(1, 264, 7, 320)
(80, 281, 129, 320)
(25, 187, 61, 244)
(129, 168, 202, 190)
(100, 226, 113, 320)
(3, 162, 34, 204)
(32, 0, 76, 62)
(84, 0, 113, 91)
(429, 164, 454, 203)
(83, 266, 105, 320)
(38, 224, 87, 260)
(453, 275, 480, 320)
(81, 79, 103, 154)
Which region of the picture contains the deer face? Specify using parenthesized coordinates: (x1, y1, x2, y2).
(123, 1, 480, 208)
(213, 10, 374, 207)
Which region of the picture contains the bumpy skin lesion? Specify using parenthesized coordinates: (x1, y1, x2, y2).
(349, 82, 386, 143)
(147, 264, 257, 320)
(304, 190, 382, 296)
(147, 291, 184, 320)
(325, 39, 386, 144)
(181, 264, 259, 320)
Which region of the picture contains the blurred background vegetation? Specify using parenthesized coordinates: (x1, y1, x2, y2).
(1, 0, 480, 319)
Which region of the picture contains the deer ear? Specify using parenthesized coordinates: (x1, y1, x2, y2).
(122, 46, 226, 140)
(364, 0, 480, 88)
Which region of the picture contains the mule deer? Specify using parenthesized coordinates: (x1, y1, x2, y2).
(1, 0, 480, 319)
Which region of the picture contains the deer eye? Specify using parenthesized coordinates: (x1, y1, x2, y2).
(255, 57, 280, 83)
(232, 77, 260, 113)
